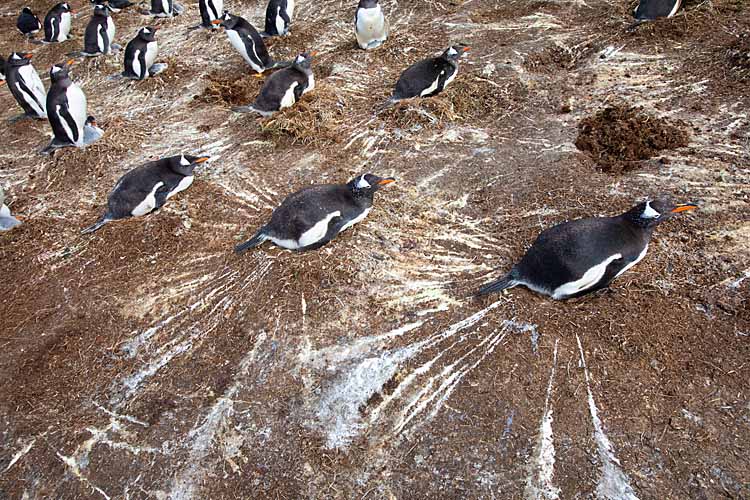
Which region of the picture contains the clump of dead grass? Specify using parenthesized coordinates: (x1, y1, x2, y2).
(523, 43, 597, 73)
(195, 70, 264, 106)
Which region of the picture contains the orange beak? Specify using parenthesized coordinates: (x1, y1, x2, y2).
(378, 178, 395, 185)
(463, 46, 471, 52)
(66, 59, 75, 66)
(24, 53, 34, 59)
(211, 19, 222, 25)
(671, 204, 698, 213)
(195, 156, 210, 164)
(310, 51, 319, 57)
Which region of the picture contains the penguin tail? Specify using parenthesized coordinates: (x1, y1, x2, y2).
(625, 19, 646, 32)
(477, 272, 518, 297)
(81, 215, 110, 235)
(235, 229, 268, 254)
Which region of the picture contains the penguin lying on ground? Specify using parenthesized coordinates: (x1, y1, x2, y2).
(477, 199, 698, 300)
(386, 45, 470, 105)
(121, 27, 167, 80)
(233, 52, 316, 116)
(42, 60, 102, 154)
(91, 0, 135, 13)
(0, 187, 22, 232)
(17, 7, 43, 37)
(198, 0, 223, 29)
(80, 5, 118, 56)
(355, 0, 389, 50)
(4, 52, 47, 120)
(235, 173, 395, 253)
(43, 3, 75, 43)
(82, 155, 210, 234)
(147, 0, 185, 18)
(212, 11, 289, 73)
(630, 0, 682, 28)
(261, 0, 294, 37)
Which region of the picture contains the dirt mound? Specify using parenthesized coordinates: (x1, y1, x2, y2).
(575, 105, 690, 173)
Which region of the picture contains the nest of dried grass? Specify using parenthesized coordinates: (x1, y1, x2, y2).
(195, 70, 265, 106)
(523, 43, 597, 73)
(258, 83, 348, 146)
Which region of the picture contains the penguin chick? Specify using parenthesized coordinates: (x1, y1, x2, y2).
(261, 0, 294, 37)
(389, 45, 470, 103)
(0, 187, 22, 232)
(81, 5, 116, 56)
(17, 7, 43, 37)
(355, 0, 389, 50)
(4, 52, 47, 119)
(235, 173, 395, 253)
(82, 155, 210, 234)
(213, 11, 287, 73)
(43, 60, 88, 154)
(122, 27, 160, 80)
(44, 3, 75, 43)
(233, 51, 316, 116)
(477, 199, 699, 300)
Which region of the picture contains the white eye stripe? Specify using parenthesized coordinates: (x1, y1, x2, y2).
(180, 155, 190, 166)
(642, 201, 660, 218)
(356, 176, 371, 189)
(448, 47, 457, 55)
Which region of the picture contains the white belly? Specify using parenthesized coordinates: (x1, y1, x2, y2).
(161, 0, 171, 14)
(270, 211, 341, 249)
(60, 12, 71, 40)
(420, 71, 443, 97)
(340, 207, 371, 232)
(356, 6, 386, 45)
(107, 19, 116, 49)
(66, 85, 87, 145)
(280, 82, 299, 109)
(227, 30, 263, 72)
(131, 182, 164, 217)
(18, 65, 47, 116)
(209, 0, 223, 19)
(166, 176, 193, 199)
(304, 74, 315, 94)
(286, 0, 295, 18)
(132, 49, 142, 78)
(552, 253, 622, 299)
(97, 26, 106, 53)
(614, 245, 648, 278)
(275, 7, 285, 35)
(145, 41, 159, 73)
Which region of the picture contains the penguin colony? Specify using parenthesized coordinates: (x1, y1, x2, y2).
(1, 0, 697, 302)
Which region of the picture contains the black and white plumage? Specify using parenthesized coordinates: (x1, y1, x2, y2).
(389, 45, 470, 102)
(122, 27, 161, 80)
(235, 173, 395, 253)
(478, 199, 698, 300)
(82, 5, 116, 56)
(44, 61, 88, 152)
(633, 0, 681, 22)
(199, 0, 223, 28)
(91, 0, 135, 14)
(261, 0, 294, 37)
(4, 52, 47, 119)
(0, 56, 5, 84)
(149, 0, 184, 18)
(0, 187, 22, 232)
(44, 3, 74, 43)
(82, 155, 210, 234)
(213, 11, 286, 73)
(233, 52, 316, 116)
(17, 7, 43, 37)
(355, 0, 389, 50)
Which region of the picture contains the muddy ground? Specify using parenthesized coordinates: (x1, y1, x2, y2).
(0, 0, 748, 498)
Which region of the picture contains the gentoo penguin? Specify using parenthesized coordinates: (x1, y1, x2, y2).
(122, 27, 163, 80)
(0, 187, 22, 232)
(43, 61, 89, 153)
(233, 52, 316, 116)
(4, 52, 47, 119)
(82, 5, 117, 56)
(81, 155, 210, 234)
(199, 0, 223, 28)
(629, 0, 681, 28)
(17, 7, 43, 37)
(388, 45, 470, 103)
(355, 0, 389, 50)
(477, 199, 698, 300)
(213, 11, 286, 73)
(44, 3, 75, 43)
(261, 0, 294, 37)
(0, 57, 5, 84)
(148, 0, 185, 18)
(91, 0, 135, 13)
(235, 173, 395, 253)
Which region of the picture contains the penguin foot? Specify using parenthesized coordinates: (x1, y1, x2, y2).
(148, 63, 168, 76)
(41, 139, 74, 155)
(252, 72, 265, 79)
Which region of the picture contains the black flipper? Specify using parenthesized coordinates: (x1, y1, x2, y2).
(59, 105, 81, 144)
(235, 228, 269, 254)
(138, 48, 148, 79)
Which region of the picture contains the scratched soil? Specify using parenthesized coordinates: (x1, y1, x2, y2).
(0, 0, 749, 499)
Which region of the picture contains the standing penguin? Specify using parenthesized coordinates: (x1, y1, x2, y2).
(261, 0, 294, 37)
(233, 51, 316, 116)
(477, 199, 698, 300)
(44, 3, 75, 43)
(355, 0, 389, 50)
(43, 61, 89, 153)
(81, 155, 210, 234)
(199, 0, 223, 28)
(148, 0, 185, 17)
(235, 173, 395, 253)
(0, 187, 22, 232)
(122, 27, 165, 80)
(17, 7, 43, 37)
(213, 12, 286, 73)
(82, 5, 117, 56)
(388, 45, 470, 103)
(4, 52, 47, 120)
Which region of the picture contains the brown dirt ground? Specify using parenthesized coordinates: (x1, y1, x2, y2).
(0, 0, 749, 499)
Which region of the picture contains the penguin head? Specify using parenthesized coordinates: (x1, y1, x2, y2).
(348, 174, 396, 196)
(169, 155, 211, 175)
(22, 7, 35, 15)
(213, 11, 238, 29)
(292, 52, 317, 72)
(49, 60, 75, 84)
(57, 3, 74, 13)
(628, 198, 698, 227)
(442, 44, 471, 61)
(138, 27, 157, 42)
(358, 0, 380, 7)
(93, 4, 109, 16)
(8, 52, 34, 68)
